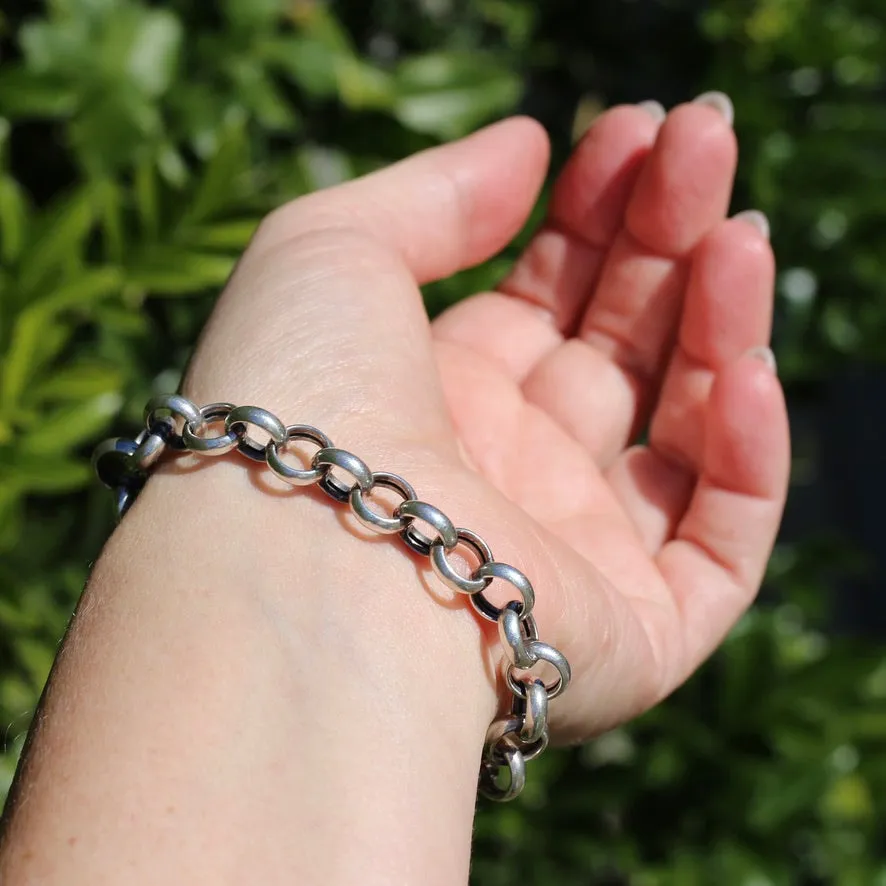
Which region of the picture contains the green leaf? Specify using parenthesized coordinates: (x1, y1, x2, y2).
(134, 156, 159, 239)
(70, 87, 163, 174)
(96, 177, 124, 263)
(1, 268, 122, 409)
(296, 5, 354, 54)
(0, 452, 91, 493)
(17, 186, 99, 295)
(32, 266, 123, 313)
(394, 54, 522, 139)
(125, 246, 235, 295)
(2, 310, 63, 412)
(227, 61, 299, 131)
(31, 362, 123, 403)
(263, 36, 339, 98)
(181, 124, 251, 226)
(222, 0, 286, 31)
(19, 17, 90, 75)
(0, 175, 29, 265)
(20, 393, 122, 454)
(157, 144, 188, 188)
(335, 57, 395, 111)
(14, 636, 55, 685)
(125, 9, 182, 98)
(187, 219, 260, 250)
(0, 66, 78, 118)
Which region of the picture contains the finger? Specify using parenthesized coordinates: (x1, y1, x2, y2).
(656, 352, 789, 686)
(604, 445, 695, 554)
(497, 104, 662, 330)
(648, 213, 774, 471)
(254, 116, 550, 284)
(606, 212, 774, 550)
(432, 105, 661, 381)
(517, 100, 737, 467)
(184, 118, 549, 445)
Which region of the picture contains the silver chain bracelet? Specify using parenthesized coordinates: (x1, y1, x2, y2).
(92, 394, 571, 802)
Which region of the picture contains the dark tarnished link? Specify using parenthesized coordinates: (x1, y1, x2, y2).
(226, 405, 286, 462)
(396, 500, 458, 556)
(92, 437, 143, 489)
(95, 395, 572, 803)
(266, 425, 334, 486)
(92, 436, 146, 521)
(183, 403, 241, 456)
(469, 561, 535, 622)
(349, 471, 416, 534)
(115, 483, 141, 520)
(484, 716, 549, 764)
(505, 640, 572, 701)
(313, 447, 373, 502)
(479, 738, 526, 803)
(144, 394, 201, 432)
(429, 528, 493, 594)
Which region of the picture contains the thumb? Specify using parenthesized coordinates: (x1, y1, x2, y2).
(183, 118, 549, 457)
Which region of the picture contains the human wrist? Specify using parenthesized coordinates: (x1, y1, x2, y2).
(106, 455, 500, 741)
(0, 462, 491, 885)
(8, 459, 498, 884)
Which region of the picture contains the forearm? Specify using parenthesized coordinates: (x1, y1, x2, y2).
(0, 463, 496, 885)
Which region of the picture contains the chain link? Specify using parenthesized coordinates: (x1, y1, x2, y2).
(429, 528, 493, 594)
(93, 394, 571, 802)
(350, 472, 416, 534)
(182, 403, 242, 456)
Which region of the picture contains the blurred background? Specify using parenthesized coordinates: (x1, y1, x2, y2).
(1, 0, 885, 882)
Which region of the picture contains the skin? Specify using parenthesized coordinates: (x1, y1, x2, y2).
(0, 99, 789, 884)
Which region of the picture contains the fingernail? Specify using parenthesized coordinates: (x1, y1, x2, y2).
(692, 91, 734, 126)
(745, 346, 777, 374)
(637, 100, 666, 123)
(733, 209, 770, 239)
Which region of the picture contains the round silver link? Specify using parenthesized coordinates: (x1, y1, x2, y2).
(314, 447, 373, 502)
(469, 561, 535, 621)
(429, 528, 493, 594)
(182, 403, 241, 456)
(132, 418, 175, 469)
(511, 677, 549, 744)
(498, 604, 539, 669)
(349, 471, 416, 534)
(485, 716, 549, 764)
(396, 500, 458, 556)
(266, 425, 334, 486)
(144, 394, 200, 431)
(479, 739, 526, 802)
(505, 640, 572, 701)
(225, 405, 286, 462)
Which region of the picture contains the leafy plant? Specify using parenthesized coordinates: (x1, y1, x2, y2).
(1, 1, 884, 883)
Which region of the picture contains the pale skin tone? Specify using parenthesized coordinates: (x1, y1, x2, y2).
(0, 97, 789, 884)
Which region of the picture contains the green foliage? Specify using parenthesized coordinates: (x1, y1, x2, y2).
(0, 0, 884, 882)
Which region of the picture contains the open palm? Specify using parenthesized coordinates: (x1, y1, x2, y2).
(430, 99, 787, 739)
(188, 97, 789, 742)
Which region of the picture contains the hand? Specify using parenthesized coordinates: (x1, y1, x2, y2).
(183, 97, 789, 744)
(0, 98, 789, 885)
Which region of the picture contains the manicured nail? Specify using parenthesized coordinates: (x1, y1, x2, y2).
(637, 100, 666, 123)
(692, 91, 734, 126)
(733, 209, 770, 239)
(745, 346, 777, 374)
